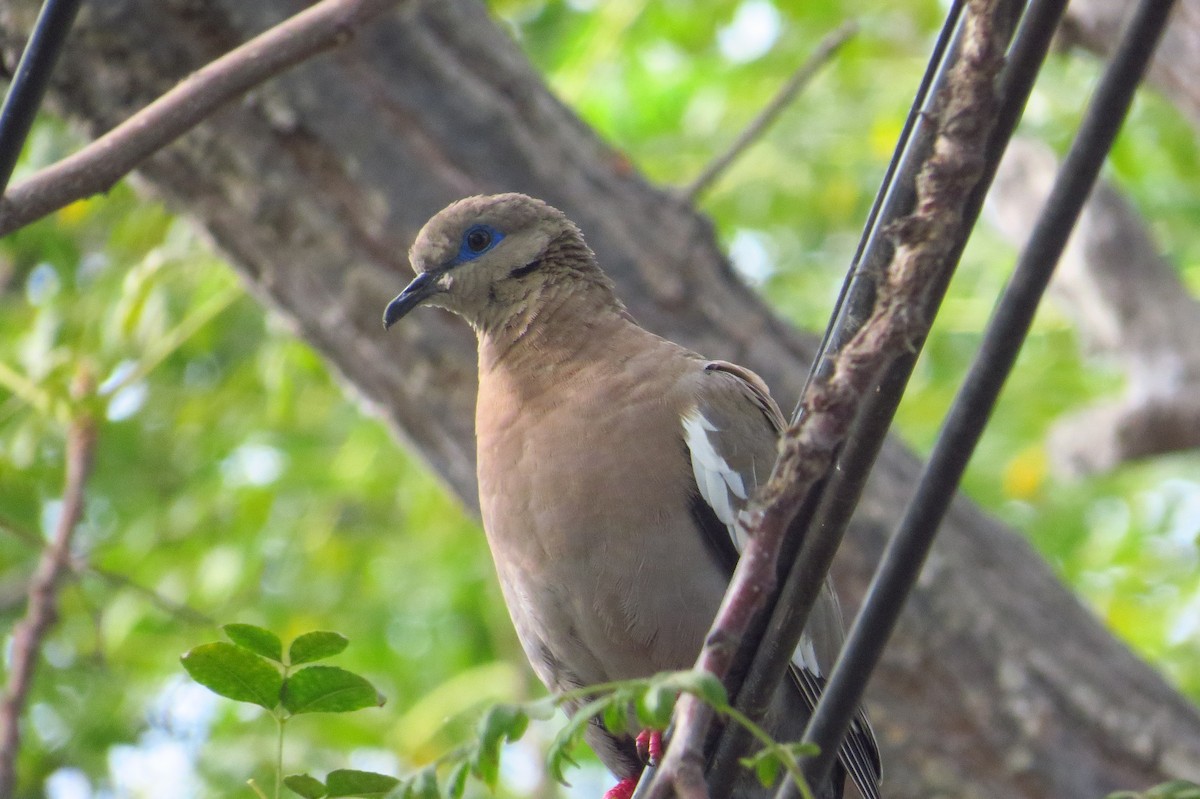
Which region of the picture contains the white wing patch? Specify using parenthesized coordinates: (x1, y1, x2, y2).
(797, 632, 822, 677)
(683, 409, 748, 548)
(684, 408, 826, 682)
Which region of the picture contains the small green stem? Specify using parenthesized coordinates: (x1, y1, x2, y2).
(275, 715, 286, 799)
(545, 671, 816, 799)
(108, 281, 241, 396)
(0, 359, 56, 418)
(719, 704, 815, 799)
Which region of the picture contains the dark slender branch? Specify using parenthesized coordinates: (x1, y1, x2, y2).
(792, 0, 969, 419)
(641, 4, 1009, 797)
(990, 138, 1200, 475)
(0, 0, 406, 237)
(709, 0, 1062, 791)
(796, 0, 1177, 791)
(0, 0, 83, 194)
(683, 21, 858, 203)
(0, 405, 97, 797)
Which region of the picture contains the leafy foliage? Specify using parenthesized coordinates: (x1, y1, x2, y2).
(181, 626, 390, 796)
(391, 669, 814, 799)
(284, 769, 402, 799)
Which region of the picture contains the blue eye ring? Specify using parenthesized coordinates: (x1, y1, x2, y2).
(455, 224, 504, 264)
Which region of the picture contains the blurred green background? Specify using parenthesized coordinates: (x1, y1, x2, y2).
(2, 1, 1198, 796)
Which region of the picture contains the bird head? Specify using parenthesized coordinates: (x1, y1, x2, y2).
(383, 193, 609, 334)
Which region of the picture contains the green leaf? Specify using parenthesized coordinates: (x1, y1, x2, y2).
(284, 774, 328, 799)
(602, 696, 628, 734)
(786, 741, 820, 759)
(471, 703, 530, 790)
(545, 697, 607, 786)
(545, 728, 578, 786)
(408, 768, 438, 799)
(181, 642, 282, 710)
(635, 683, 675, 729)
(505, 707, 529, 742)
(740, 742, 819, 791)
(223, 624, 283, 662)
(674, 670, 728, 709)
(753, 754, 780, 787)
(289, 631, 349, 665)
(472, 736, 501, 789)
(445, 761, 469, 799)
(282, 665, 384, 714)
(1141, 781, 1200, 799)
(325, 768, 401, 798)
(479, 703, 528, 745)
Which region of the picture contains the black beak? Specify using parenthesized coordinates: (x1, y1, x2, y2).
(383, 270, 442, 329)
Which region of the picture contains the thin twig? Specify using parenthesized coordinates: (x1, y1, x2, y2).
(0, 397, 97, 797)
(684, 22, 858, 203)
(83, 564, 214, 627)
(0, 0, 406, 237)
(642, 1, 1007, 797)
(2, 494, 216, 628)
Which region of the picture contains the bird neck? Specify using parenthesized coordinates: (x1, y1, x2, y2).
(477, 279, 632, 387)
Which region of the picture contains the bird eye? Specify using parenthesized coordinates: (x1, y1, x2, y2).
(466, 227, 492, 253)
(455, 224, 504, 264)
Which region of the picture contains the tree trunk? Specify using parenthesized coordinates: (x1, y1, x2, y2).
(990, 137, 1200, 475)
(1062, 0, 1200, 128)
(3, 1, 1198, 796)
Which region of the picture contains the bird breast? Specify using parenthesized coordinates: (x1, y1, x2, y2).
(474, 339, 729, 691)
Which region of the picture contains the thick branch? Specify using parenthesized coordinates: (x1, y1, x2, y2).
(0, 408, 97, 798)
(648, 2, 1006, 795)
(0, 0, 404, 236)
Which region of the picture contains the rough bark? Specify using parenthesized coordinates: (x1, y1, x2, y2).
(3, 2, 1198, 797)
(1062, 0, 1200, 128)
(989, 137, 1200, 475)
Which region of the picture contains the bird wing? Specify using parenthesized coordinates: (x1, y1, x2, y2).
(683, 360, 882, 799)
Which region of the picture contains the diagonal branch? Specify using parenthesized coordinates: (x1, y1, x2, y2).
(0, 516, 213, 626)
(0, 0, 405, 237)
(642, 1, 1007, 796)
(683, 21, 858, 203)
(0, 397, 97, 797)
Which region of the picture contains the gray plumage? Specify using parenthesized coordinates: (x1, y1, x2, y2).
(384, 193, 881, 798)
